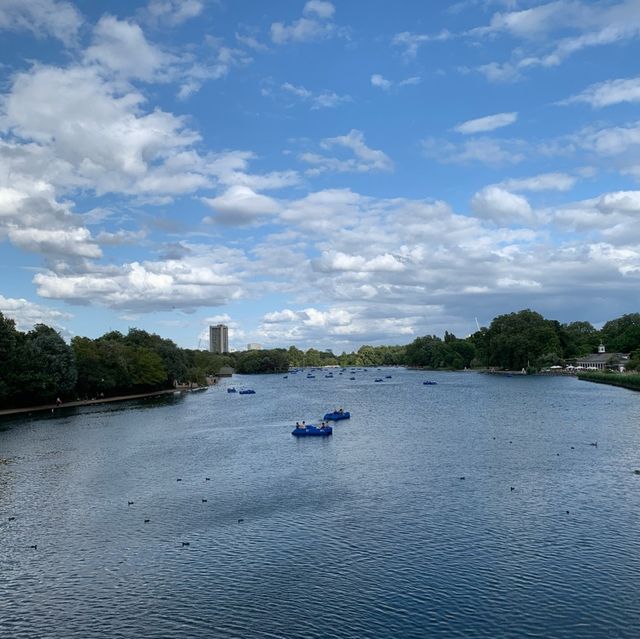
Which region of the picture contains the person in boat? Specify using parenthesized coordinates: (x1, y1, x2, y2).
(295, 421, 300, 428)
(338, 408, 343, 414)
(301, 421, 306, 429)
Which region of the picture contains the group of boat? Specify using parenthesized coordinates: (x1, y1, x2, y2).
(227, 388, 256, 394)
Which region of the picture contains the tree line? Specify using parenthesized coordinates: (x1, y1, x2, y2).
(1, 309, 640, 409)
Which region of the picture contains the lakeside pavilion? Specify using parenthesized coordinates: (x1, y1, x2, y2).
(575, 343, 630, 372)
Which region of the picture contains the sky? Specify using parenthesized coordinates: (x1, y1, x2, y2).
(1, 0, 640, 352)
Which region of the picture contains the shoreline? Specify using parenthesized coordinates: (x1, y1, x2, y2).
(0, 388, 189, 418)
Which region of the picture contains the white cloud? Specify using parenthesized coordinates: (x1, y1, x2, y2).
(391, 30, 451, 59)
(235, 32, 269, 52)
(471, 186, 534, 225)
(0, 0, 82, 45)
(33, 246, 248, 312)
(474, 2, 579, 39)
(471, 1, 640, 79)
(562, 76, 640, 108)
(275, 82, 351, 109)
(423, 137, 525, 166)
(271, 2, 340, 44)
(301, 129, 393, 174)
(500, 172, 577, 192)
(304, 1, 335, 19)
(477, 61, 521, 83)
(144, 0, 203, 26)
(85, 15, 169, 82)
(578, 121, 640, 156)
(398, 76, 421, 87)
(314, 251, 406, 273)
(0, 186, 101, 258)
(455, 112, 518, 134)
(370, 74, 420, 91)
(0, 295, 72, 332)
(1, 64, 219, 197)
(597, 190, 640, 213)
(202, 185, 281, 225)
(371, 74, 392, 90)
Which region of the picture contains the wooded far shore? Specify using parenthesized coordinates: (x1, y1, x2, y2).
(2, 308, 640, 410)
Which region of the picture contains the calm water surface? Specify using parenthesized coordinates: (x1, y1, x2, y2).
(2, 369, 640, 638)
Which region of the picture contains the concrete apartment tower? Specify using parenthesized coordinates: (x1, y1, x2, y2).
(209, 324, 229, 354)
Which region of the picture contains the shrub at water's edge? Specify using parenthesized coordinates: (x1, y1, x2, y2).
(577, 372, 640, 391)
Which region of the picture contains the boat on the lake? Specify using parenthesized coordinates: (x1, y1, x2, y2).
(239, 389, 256, 395)
(324, 410, 350, 421)
(423, 380, 438, 385)
(227, 388, 237, 393)
(292, 424, 332, 437)
(374, 378, 383, 382)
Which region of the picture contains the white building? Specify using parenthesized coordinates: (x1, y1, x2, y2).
(209, 324, 229, 354)
(575, 343, 629, 372)
(247, 343, 263, 351)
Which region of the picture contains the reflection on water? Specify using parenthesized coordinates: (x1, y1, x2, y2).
(1, 369, 640, 638)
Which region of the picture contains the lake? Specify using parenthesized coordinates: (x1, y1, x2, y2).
(2, 368, 640, 638)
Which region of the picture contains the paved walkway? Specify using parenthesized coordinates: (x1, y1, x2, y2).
(0, 388, 185, 417)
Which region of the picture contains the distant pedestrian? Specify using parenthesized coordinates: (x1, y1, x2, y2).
(56, 397, 62, 406)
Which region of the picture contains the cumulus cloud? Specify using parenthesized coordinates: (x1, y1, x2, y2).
(202, 186, 281, 225)
(0, 0, 82, 45)
(271, 1, 341, 44)
(0, 187, 101, 258)
(0, 295, 72, 332)
(85, 15, 169, 82)
(301, 129, 394, 174)
(371, 74, 392, 90)
(33, 246, 248, 312)
(0, 63, 252, 197)
(454, 112, 518, 134)
(471, 186, 534, 225)
(258, 305, 417, 348)
(143, 0, 203, 26)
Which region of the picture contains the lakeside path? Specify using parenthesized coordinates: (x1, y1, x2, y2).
(0, 388, 185, 418)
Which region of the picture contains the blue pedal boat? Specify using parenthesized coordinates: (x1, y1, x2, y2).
(239, 389, 256, 394)
(323, 411, 350, 421)
(292, 424, 332, 437)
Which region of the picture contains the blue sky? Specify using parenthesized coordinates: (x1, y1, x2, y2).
(1, 0, 640, 351)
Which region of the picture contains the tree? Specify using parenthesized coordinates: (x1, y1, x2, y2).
(484, 310, 562, 370)
(13, 324, 77, 405)
(562, 321, 600, 357)
(600, 314, 640, 353)
(0, 313, 20, 405)
(235, 349, 289, 373)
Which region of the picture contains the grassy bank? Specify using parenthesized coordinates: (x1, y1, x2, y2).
(577, 372, 640, 392)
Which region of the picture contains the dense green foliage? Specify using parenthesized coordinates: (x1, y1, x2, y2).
(0, 316, 231, 409)
(233, 349, 289, 374)
(0, 317, 78, 408)
(3, 306, 640, 409)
